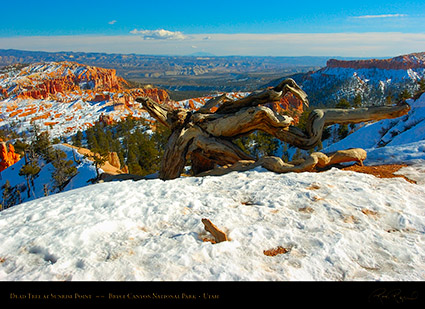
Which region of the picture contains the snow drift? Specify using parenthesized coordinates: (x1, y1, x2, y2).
(0, 164, 424, 281)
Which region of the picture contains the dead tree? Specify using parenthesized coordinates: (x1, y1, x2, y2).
(136, 79, 410, 180)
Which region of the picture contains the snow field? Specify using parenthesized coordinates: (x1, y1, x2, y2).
(0, 166, 424, 281)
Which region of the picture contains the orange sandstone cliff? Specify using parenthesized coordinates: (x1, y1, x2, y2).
(0, 142, 20, 172)
(0, 61, 170, 105)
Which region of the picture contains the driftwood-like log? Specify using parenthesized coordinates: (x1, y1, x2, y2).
(136, 78, 410, 180)
(196, 148, 367, 177)
(201, 218, 228, 243)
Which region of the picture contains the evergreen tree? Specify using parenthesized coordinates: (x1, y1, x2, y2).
(13, 140, 30, 157)
(418, 79, 425, 92)
(86, 128, 99, 150)
(281, 142, 289, 162)
(51, 149, 78, 192)
(137, 133, 161, 175)
(292, 148, 304, 161)
(352, 94, 362, 108)
(337, 124, 349, 140)
(19, 159, 41, 198)
(71, 130, 83, 147)
(296, 109, 311, 132)
(153, 123, 171, 156)
(2, 180, 11, 210)
(86, 148, 109, 179)
(33, 131, 52, 161)
(399, 89, 412, 100)
(252, 131, 279, 157)
(335, 98, 351, 109)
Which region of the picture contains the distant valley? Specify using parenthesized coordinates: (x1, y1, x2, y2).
(0, 49, 331, 96)
(1, 49, 424, 106)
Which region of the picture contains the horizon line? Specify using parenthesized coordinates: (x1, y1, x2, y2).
(0, 48, 402, 61)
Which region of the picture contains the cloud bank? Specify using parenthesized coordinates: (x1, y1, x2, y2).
(129, 29, 188, 40)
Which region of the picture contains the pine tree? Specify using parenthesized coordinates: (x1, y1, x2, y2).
(418, 79, 425, 92)
(292, 148, 304, 162)
(352, 94, 362, 108)
(51, 149, 78, 192)
(296, 109, 311, 132)
(71, 130, 83, 147)
(337, 124, 349, 140)
(33, 131, 52, 161)
(86, 129, 99, 150)
(399, 89, 412, 100)
(252, 131, 279, 157)
(86, 148, 109, 179)
(335, 98, 351, 109)
(2, 180, 11, 209)
(19, 158, 41, 198)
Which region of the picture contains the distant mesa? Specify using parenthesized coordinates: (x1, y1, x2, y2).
(326, 52, 425, 70)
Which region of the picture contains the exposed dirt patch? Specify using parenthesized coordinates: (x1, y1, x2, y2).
(263, 246, 291, 257)
(341, 164, 416, 184)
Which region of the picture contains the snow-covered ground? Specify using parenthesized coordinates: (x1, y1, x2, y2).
(1, 84, 425, 282)
(0, 162, 424, 281)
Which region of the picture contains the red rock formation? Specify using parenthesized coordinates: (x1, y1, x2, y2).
(0, 142, 21, 172)
(130, 88, 170, 104)
(2, 62, 171, 109)
(98, 114, 114, 126)
(265, 93, 304, 124)
(91, 93, 110, 102)
(16, 63, 123, 100)
(327, 52, 425, 70)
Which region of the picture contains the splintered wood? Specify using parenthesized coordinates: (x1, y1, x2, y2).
(201, 218, 228, 243)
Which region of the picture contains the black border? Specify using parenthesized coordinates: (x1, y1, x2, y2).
(1, 281, 424, 306)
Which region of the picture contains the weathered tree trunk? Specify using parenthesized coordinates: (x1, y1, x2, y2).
(136, 79, 410, 180)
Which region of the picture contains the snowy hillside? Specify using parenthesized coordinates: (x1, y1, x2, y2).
(0, 163, 424, 281)
(0, 144, 98, 207)
(324, 92, 425, 165)
(291, 53, 425, 106)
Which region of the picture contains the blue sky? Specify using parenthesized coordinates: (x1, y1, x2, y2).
(1, 0, 424, 57)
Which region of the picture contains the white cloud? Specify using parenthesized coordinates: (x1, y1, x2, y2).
(108, 20, 117, 25)
(129, 29, 188, 40)
(354, 14, 408, 19)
